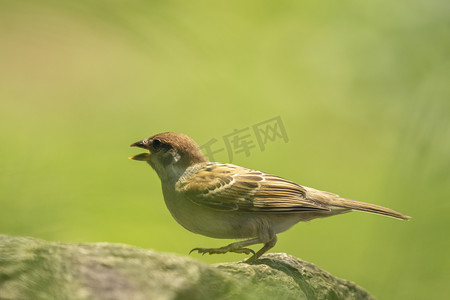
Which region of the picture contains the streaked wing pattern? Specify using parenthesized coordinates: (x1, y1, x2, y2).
(176, 163, 331, 213)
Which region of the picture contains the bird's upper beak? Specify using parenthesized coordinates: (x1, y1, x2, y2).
(129, 140, 151, 161)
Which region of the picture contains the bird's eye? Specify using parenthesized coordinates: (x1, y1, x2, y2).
(152, 138, 162, 149)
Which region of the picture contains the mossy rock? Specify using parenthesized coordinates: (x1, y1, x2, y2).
(0, 235, 374, 300)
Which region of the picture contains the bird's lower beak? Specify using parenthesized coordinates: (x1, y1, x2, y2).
(129, 140, 150, 161)
(129, 153, 150, 161)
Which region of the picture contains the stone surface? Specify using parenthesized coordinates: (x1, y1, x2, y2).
(0, 235, 374, 300)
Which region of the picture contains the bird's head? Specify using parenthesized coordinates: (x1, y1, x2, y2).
(130, 132, 208, 181)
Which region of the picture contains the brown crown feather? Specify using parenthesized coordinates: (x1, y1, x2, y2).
(151, 132, 209, 166)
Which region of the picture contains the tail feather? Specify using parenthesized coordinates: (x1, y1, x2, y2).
(331, 198, 411, 220)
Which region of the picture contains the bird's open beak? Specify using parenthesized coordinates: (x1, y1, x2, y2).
(129, 140, 150, 161)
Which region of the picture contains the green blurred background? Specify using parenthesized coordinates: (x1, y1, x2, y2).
(1, 0, 448, 298)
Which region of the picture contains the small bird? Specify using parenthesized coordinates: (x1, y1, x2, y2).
(130, 132, 410, 261)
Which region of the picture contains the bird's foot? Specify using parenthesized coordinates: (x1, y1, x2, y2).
(189, 246, 255, 256)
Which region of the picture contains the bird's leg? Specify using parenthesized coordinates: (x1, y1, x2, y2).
(190, 237, 263, 257)
(190, 233, 279, 261)
(247, 235, 278, 262)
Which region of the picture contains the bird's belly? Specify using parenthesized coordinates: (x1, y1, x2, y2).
(164, 195, 247, 238)
(162, 189, 303, 239)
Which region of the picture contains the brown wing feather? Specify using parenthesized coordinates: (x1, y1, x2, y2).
(176, 163, 330, 213)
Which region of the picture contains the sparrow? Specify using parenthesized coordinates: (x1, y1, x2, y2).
(130, 132, 410, 261)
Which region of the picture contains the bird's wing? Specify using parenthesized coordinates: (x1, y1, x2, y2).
(176, 163, 331, 213)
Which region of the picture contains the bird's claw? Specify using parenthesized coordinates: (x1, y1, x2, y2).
(189, 247, 255, 256)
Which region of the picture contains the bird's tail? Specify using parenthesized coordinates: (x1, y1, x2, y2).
(331, 198, 411, 220)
